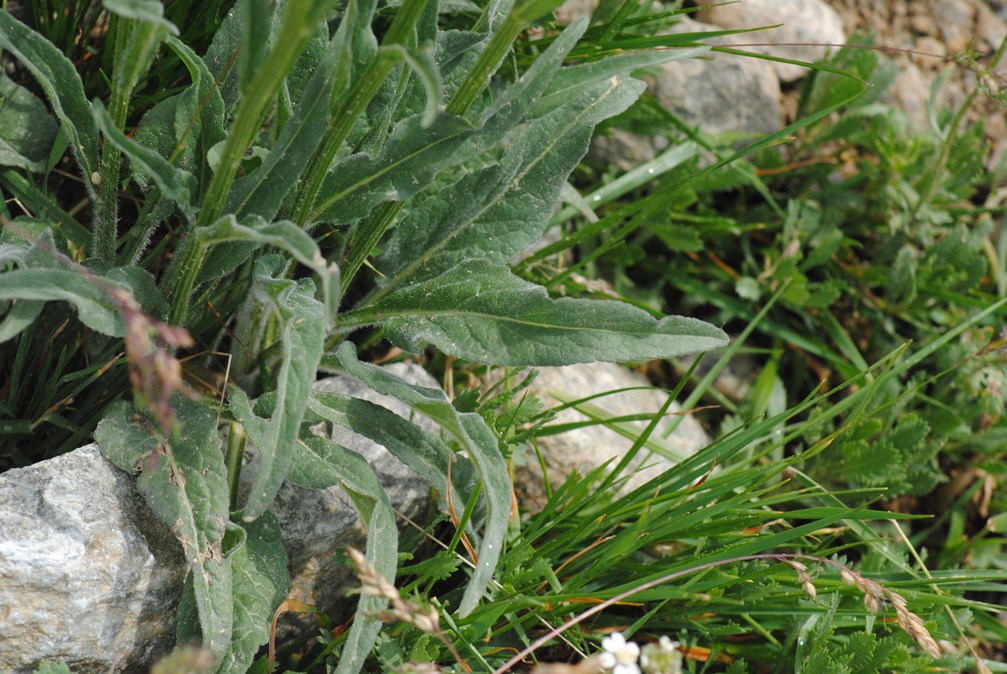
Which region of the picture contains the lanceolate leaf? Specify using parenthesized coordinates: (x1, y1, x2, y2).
(307, 392, 471, 527)
(95, 397, 233, 665)
(328, 0, 380, 108)
(0, 10, 99, 183)
(194, 216, 339, 328)
(328, 343, 509, 616)
(93, 100, 198, 222)
(0, 264, 123, 338)
(0, 73, 59, 172)
(230, 256, 325, 522)
(168, 35, 227, 188)
(104, 1, 177, 107)
(312, 19, 597, 225)
(217, 512, 290, 674)
(103, 0, 179, 32)
(345, 262, 729, 366)
(530, 45, 710, 116)
(288, 436, 398, 674)
(378, 75, 644, 283)
(312, 113, 474, 223)
(226, 42, 336, 221)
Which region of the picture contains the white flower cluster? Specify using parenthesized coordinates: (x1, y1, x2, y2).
(599, 633, 682, 674)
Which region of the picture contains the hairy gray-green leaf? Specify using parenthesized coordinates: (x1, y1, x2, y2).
(236, 0, 272, 97)
(95, 397, 233, 665)
(312, 113, 473, 223)
(103, 3, 177, 134)
(329, 0, 379, 108)
(193, 215, 338, 328)
(0, 229, 168, 339)
(230, 256, 325, 522)
(307, 391, 473, 527)
(531, 45, 709, 116)
(480, 18, 586, 129)
(379, 76, 644, 283)
(328, 343, 508, 616)
(288, 435, 399, 674)
(384, 44, 443, 126)
(227, 39, 336, 221)
(0, 73, 59, 172)
(217, 512, 290, 674)
(130, 35, 224, 211)
(0, 232, 128, 337)
(346, 262, 729, 366)
(103, 0, 179, 32)
(171, 36, 227, 189)
(202, 0, 284, 113)
(93, 100, 198, 222)
(312, 20, 595, 226)
(0, 10, 99, 182)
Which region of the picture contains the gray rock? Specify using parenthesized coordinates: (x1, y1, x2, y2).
(0, 364, 439, 672)
(555, 0, 597, 25)
(699, 0, 847, 83)
(508, 362, 710, 511)
(0, 444, 185, 673)
(588, 129, 669, 171)
(646, 17, 783, 138)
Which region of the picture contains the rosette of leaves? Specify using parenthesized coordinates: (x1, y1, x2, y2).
(0, 0, 727, 670)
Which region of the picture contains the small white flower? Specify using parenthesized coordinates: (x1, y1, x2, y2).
(599, 632, 641, 674)
(640, 636, 682, 674)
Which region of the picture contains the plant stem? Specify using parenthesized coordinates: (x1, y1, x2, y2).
(225, 421, 246, 512)
(168, 0, 322, 325)
(92, 15, 128, 264)
(292, 0, 430, 230)
(336, 9, 528, 291)
(446, 14, 524, 116)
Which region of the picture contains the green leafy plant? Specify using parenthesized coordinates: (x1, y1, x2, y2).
(0, 0, 732, 671)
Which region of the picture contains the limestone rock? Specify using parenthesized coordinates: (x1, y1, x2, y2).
(646, 17, 783, 138)
(0, 444, 185, 673)
(699, 0, 847, 82)
(0, 363, 439, 672)
(508, 362, 710, 511)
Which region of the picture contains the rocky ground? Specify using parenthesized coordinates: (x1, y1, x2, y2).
(592, 0, 1007, 169)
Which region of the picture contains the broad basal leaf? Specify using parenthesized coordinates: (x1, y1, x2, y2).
(0, 73, 59, 172)
(216, 512, 290, 674)
(230, 256, 325, 522)
(307, 391, 473, 530)
(312, 113, 474, 223)
(345, 261, 728, 366)
(378, 75, 645, 283)
(313, 19, 596, 225)
(288, 435, 398, 674)
(326, 343, 509, 616)
(104, 0, 177, 114)
(131, 36, 225, 196)
(95, 397, 233, 665)
(0, 230, 162, 339)
(0, 10, 99, 183)
(202, 0, 284, 113)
